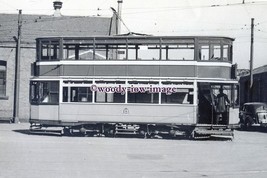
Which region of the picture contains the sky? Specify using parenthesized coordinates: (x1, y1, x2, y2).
(0, 0, 267, 69)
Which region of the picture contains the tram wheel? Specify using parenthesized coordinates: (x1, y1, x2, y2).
(243, 116, 253, 130)
(138, 129, 147, 138)
(106, 128, 115, 137)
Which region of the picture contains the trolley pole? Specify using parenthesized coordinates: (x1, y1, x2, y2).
(249, 18, 254, 101)
(12, 9, 22, 123)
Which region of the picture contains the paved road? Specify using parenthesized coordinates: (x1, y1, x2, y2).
(0, 123, 267, 178)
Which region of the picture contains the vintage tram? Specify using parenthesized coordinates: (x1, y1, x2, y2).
(30, 35, 239, 139)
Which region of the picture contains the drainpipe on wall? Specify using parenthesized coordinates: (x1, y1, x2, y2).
(12, 9, 22, 123)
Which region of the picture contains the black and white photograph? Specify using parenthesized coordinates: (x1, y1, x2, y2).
(0, 0, 267, 177)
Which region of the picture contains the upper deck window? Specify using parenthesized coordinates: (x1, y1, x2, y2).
(161, 44, 194, 60)
(38, 40, 60, 61)
(137, 45, 160, 60)
(63, 44, 93, 60)
(36, 37, 233, 62)
(198, 39, 232, 62)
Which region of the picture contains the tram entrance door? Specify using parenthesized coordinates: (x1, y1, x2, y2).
(198, 83, 216, 124)
(198, 83, 230, 125)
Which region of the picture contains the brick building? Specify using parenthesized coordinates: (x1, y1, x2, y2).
(0, 5, 116, 122)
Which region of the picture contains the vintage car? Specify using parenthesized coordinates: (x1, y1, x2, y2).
(239, 102, 267, 128)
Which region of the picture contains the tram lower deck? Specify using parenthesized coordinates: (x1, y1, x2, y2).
(29, 78, 239, 139)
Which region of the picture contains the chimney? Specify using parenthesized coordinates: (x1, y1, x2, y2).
(53, 1, 63, 17)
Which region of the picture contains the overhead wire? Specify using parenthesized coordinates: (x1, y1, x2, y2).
(120, 1, 267, 15)
(0, 1, 265, 24)
(0, 1, 266, 39)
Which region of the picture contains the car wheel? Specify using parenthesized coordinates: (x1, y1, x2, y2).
(244, 116, 253, 129)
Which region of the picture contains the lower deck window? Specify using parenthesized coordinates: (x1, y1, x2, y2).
(30, 81, 59, 104)
(128, 92, 159, 104)
(60, 81, 195, 105)
(70, 87, 92, 102)
(211, 84, 239, 108)
(161, 89, 193, 104)
(95, 92, 125, 103)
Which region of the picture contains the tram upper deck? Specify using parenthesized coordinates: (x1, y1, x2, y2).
(34, 36, 236, 80)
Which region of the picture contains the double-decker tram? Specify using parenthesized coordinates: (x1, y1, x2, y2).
(30, 36, 239, 139)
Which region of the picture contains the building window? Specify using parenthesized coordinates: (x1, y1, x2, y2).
(0, 60, 7, 99)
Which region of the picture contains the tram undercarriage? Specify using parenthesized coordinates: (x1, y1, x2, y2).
(29, 120, 235, 140)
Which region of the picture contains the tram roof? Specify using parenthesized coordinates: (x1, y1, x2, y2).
(36, 35, 235, 41)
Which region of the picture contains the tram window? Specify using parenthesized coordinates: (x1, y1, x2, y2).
(223, 45, 229, 61)
(70, 87, 92, 102)
(233, 85, 239, 107)
(199, 45, 209, 60)
(211, 84, 239, 108)
(63, 45, 76, 60)
(210, 44, 221, 60)
(63, 87, 68, 102)
(107, 45, 126, 60)
(161, 81, 193, 86)
(30, 82, 38, 104)
(128, 92, 159, 104)
(40, 41, 59, 61)
(161, 89, 193, 104)
(63, 45, 94, 60)
(128, 81, 159, 85)
(162, 45, 194, 60)
(30, 81, 59, 104)
(95, 92, 125, 103)
(166, 45, 194, 60)
(128, 45, 138, 60)
(95, 45, 107, 60)
(93, 81, 126, 103)
(106, 45, 116, 60)
(127, 82, 159, 103)
(117, 46, 127, 60)
(96, 92, 105, 102)
(40, 82, 59, 104)
(63, 80, 93, 84)
(79, 45, 94, 60)
(95, 81, 125, 84)
(138, 45, 160, 60)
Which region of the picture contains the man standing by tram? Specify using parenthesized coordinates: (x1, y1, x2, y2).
(216, 87, 230, 124)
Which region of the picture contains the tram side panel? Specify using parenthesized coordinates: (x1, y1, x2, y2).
(30, 105, 59, 121)
(59, 103, 197, 125)
(229, 107, 239, 125)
